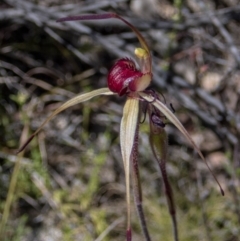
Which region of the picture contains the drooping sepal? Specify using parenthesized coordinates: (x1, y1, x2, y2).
(148, 107, 179, 241)
(120, 97, 139, 237)
(139, 91, 224, 196)
(18, 88, 114, 153)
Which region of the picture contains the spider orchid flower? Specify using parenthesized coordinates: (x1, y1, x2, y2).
(18, 13, 224, 241)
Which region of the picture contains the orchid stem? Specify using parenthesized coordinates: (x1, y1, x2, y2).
(131, 125, 151, 241)
(158, 161, 178, 241)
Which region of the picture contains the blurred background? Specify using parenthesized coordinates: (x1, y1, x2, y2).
(0, 0, 240, 240)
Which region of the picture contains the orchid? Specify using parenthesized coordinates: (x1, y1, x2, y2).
(18, 13, 224, 241)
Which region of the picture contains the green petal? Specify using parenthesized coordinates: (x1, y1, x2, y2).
(149, 121, 168, 162)
(120, 97, 139, 229)
(139, 92, 224, 195)
(18, 88, 114, 152)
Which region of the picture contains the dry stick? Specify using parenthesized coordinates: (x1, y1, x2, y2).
(44, 26, 92, 65)
(4, 0, 93, 45)
(197, 2, 240, 94)
(196, 2, 240, 224)
(197, 1, 240, 64)
(210, 15, 240, 64)
(0, 60, 74, 98)
(131, 125, 151, 241)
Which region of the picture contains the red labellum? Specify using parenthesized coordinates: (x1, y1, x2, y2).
(107, 58, 151, 96)
(108, 58, 142, 96)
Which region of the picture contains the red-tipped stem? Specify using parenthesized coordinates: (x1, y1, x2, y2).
(126, 228, 132, 241)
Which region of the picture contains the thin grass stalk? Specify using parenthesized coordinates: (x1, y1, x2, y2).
(196, 164, 212, 241)
(0, 124, 29, 239)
